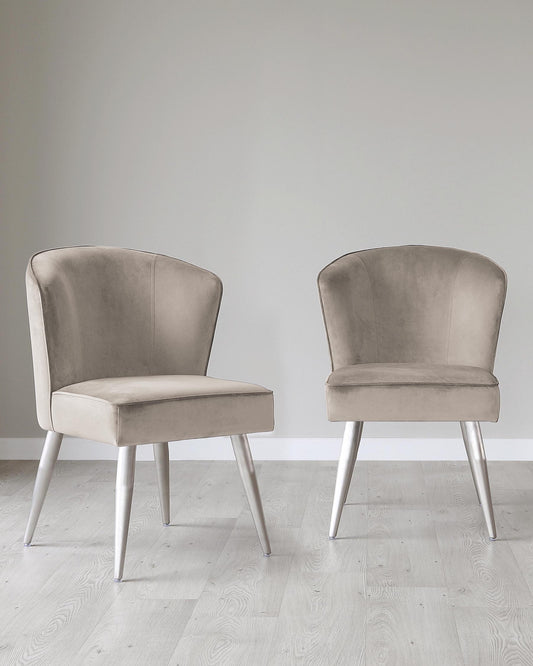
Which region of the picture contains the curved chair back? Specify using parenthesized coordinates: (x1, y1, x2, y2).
(318, 245, 506, 371)
(27, 246, 222, 430)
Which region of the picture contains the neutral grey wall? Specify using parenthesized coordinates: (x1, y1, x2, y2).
(1, 0, 532, 439)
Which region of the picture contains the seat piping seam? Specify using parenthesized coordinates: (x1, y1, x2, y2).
(53, 389, 273, 407)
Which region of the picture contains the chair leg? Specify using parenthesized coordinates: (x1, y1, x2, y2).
(24, 431, 63, 546)
(460, 422, 482, 504)
(329, 421, 364, 539)
(114, 445, 136, 582)
(153, 442, 170, 525)
(230, 434, 271, 556)
(460, 421, 497, 540)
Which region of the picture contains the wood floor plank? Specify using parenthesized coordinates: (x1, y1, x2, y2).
(0, 480, 116, 619)
(172, 461, 252, 521)
(0, 461, 117, 546)
(169, 615, 277, 666)
(497, 502, 533, 598)
(75, 599, 195, 665)
(296, 463, 367, 574)
(486, 461, 533, 495)
(1, 482, 163, 664)
(423, 461, 479, 507)
(191, 518, 296, 617)
(0, 460, 37, 496)
(431, 504, 533, 608)
(119, 517, 235, 599)
(296, 460, 368, 506)
(366, 506, 445, 588)
(256, 461, 321, 528)
(267, 465, 366, 665)
(454, 606, 533, 665)
(85, 460, 212, 493)
(4, 550, 118, 665)
(269, 572, 366, 665)
(366, 587, 464, 666)
(366, 461, 428, 508)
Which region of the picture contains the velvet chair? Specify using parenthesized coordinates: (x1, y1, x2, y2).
(24, 246, 273, 580)
(318, 245, 506, 540)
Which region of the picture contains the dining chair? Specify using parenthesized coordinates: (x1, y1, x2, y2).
(24, 246, 273, 581)
(318, 245, 506, 540)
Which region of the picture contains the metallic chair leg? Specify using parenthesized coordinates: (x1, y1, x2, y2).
(114, 445, 136, 582)
(329, 421, 364, 539)
(23, 431, 63, 546)
(153, 442, 170, 525)
(460, 421, 497, 540)
(460, 422, 482, 504)
(230, 434, 271, 556)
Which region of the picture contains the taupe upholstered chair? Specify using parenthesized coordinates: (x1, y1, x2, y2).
(25, 246, 273, 581)
(318, 245, 506, 540)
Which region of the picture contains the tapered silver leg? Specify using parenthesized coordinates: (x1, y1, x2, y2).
(230, 434, 271, 556)
(329, 421, 364, 539)
(460, 421, 497, 540)
(460, 422, 482, 504)
(114, 445, 136, 582)
(23, 431, 63, 546)
(153, 442, 170, 525)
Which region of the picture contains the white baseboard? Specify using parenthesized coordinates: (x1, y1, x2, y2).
(0, 436, 531, 461)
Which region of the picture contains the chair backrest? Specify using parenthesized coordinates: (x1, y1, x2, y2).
(27, 246, 222, 430)
(318, 245, 506, 371)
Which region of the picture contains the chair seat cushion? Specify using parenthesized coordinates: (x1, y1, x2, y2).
(326, 363, 499, 422)
(52, 375, 274, 445)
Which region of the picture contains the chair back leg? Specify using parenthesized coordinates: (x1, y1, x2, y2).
(114, 445, 137, 581)
(153, 442, 170, 525)
(230, 434, 271, 556)
(460, 421, 497, 540)
(24, 431, 63, 546)
(329, 421, 363, 539)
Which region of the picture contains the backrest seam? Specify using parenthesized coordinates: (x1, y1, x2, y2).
(446, 255, 467, 365)
(356, 253, 378, 364)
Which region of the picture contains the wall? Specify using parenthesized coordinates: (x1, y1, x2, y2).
(1, 0, 532, 444)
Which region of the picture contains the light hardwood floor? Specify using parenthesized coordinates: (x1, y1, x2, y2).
(1, 460, 533, 665)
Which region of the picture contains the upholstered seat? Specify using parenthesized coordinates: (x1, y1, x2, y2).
(326, 363, 499, 422)
(52, 375, 274, 446)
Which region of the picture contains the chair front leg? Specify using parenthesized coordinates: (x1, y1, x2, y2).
(329, 421, 363, 539)
(230, 434, 271, 556)
(24, 431, 63, 546)
(460, 421, 497, 540)
(153, 442, 170, 525)
(114, 445, 137, 581)
(460, 422, 482, 504)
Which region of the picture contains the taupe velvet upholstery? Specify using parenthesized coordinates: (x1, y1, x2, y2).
(27, 246, 274, 443)
(25, 247, 273, 576)
(327, 363, 499, 422)
(52, 376, 273, 446)
(318, 246, 506, 422)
